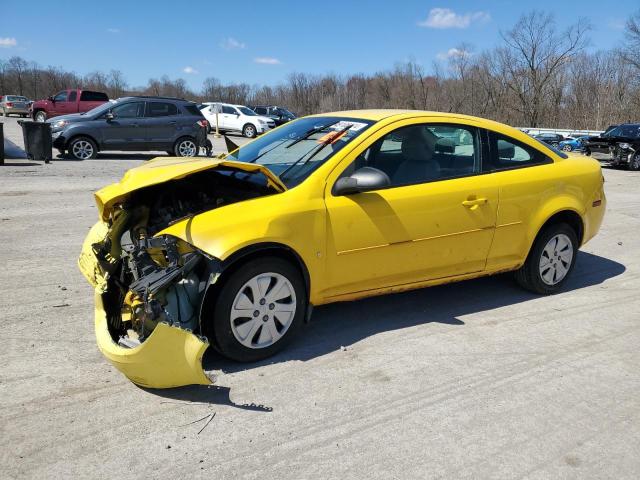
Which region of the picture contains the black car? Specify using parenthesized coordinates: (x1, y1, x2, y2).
(49, 96, 208, 160)
(583, 124, 635, 157)
(600, 124, 640, 170)
(249, 105, 296, 126)
(532, 132, 567, 148)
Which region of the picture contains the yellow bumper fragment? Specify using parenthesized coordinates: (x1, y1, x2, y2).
(94, 293, 212, 389)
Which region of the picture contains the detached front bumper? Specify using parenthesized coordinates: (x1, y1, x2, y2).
(94, 293, 212, 388)
(80, 220, 213, 389)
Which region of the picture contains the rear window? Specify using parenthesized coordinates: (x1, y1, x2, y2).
(80, 91, 109, 101)
(147, 102, 178, 117)
(7, 95, 28, 102)
(183, 104, 204, 116)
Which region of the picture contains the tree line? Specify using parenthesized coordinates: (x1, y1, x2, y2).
(1, 10, 638, 130)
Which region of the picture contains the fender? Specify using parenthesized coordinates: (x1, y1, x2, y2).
(525, 195, 586, 254)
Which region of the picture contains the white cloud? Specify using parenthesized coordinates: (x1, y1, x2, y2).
(220, 37, 246, 50)
(107, 28, 120, 34)
(437, 48, 471, 60)
(0, 37, 17, 48)
(419, 8, 490, 29)
(254, 57, 281, 65)
(183, 66, 199, 74)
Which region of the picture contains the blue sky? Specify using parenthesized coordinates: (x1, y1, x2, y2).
(1, 0, 637, 91)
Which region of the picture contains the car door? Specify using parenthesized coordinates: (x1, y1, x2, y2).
(50, 90, 71, 116)
(221, 105, 241, 131)
(145, 101, 180, 149)
(100, 101, 146, 151)
(322, 120, 499, 298)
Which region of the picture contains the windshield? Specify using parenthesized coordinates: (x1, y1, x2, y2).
(279, 108, 295, 117)
(83, 100, 117, 117)
(608, 125, 640, 138)
(225, 116, 374, 187)
(238, 106, 257, 116)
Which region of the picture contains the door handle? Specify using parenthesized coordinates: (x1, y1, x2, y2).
(462, 197, 488, 208)
(168, 121, 177, 125)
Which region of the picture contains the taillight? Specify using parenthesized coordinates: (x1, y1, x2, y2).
(197, 119, 208, 128)
(6, 102, 13, 107)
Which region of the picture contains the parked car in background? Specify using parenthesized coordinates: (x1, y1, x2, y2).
(0, 95, 31, 117)
(250, 105, 296, 126)
(583, 124, 638, 157)
(558, 135, 590, 152)
(30, 89, 109, 122)
(199, 102, 275, 137)
(533, 132, 567, 148)
(78, 109, 606, 387)
(49, 96, 207, 160)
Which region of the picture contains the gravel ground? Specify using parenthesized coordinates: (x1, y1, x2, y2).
(1, 116, 639, 479)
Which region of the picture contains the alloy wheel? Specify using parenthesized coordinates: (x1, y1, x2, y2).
(72, 140, 94, 160)
(562, 145, 572, 152)
(539, 233, 574, 286)
(244, 125, 256, 137)
(229, 272, 296, 349)
(178, 140, 197, 157)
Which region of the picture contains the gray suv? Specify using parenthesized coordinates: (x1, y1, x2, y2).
(49, 96, 208, 160)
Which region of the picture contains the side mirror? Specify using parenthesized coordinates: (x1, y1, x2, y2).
(48, 96, 54, 102)
(105, 112, 114, 121)
(333, 167, 390, 196)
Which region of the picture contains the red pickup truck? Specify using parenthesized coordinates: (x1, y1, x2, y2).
(30, 89, 109, 122)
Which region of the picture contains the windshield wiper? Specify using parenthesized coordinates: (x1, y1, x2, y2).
(285, 120, 341, 149)
(279, 123, 352, 181)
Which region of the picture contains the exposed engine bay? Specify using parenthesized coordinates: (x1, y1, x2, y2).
(91, 168, 277, 348)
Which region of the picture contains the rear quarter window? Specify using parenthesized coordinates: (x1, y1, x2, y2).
(147, 102, 178, 117)
(80, 91, 109, 101)
(183, 104, 204, 117)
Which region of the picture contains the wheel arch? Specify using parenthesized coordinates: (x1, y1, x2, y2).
(66, 133, 100, 152)
(528, 208, 585, 257)
(200, 242, 313, 333)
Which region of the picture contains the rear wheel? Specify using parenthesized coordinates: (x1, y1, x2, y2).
(174, 137, 198, 157)
(68, 137, 97, 160)
(629, 153, 640, 171)
(242, 123, 257, 138)
(515, 223, 578, 294)
(562, 144, 572, 152)
(209, 257, 306, 362)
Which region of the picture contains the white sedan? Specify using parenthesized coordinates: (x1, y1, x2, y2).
(199, 102, 275, 138)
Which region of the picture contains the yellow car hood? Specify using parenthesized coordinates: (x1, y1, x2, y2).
(95, 156, 286, 221)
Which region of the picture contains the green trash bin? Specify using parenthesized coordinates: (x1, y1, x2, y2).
(18, 120, 52, 163)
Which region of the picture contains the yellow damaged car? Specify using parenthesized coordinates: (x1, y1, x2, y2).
(79, 110, 606, 388)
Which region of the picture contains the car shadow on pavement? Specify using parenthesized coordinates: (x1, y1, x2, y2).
(53, 152, 167, 161)
(155, 251, 625, 408)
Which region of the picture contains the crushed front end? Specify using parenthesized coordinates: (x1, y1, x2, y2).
(78, 158, 284, 388)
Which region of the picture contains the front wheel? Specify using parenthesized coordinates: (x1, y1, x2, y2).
(515, 223, 578, 294)
(68, 137, 97, 160)
(242, 123, 257, 138)
(34, 111, 47, 122)
(629, 153, 640, 171)
(209, 257, 306, 362)
(174, 137, 198, 157)
(562, 145, 572, 152)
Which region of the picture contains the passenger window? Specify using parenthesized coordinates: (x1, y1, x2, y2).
(485, 132, 551, 172)
(112, 102, 144, 118)
(68, 91, 77, 102)
(222, 105, 236, 114)
(341, 123, 480, 188)
(147, 102, 178, 117)
(255, 107, 266, 114)
(53, 91, 68, 102)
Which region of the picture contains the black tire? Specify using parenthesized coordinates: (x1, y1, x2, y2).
(173, 137, 198, 157)
(629, 153, 640, 171)
(242, 123, 257, 138)
(584, 147, 591, 156)
(209, 257, 306, 362)
(34, 111, 47, 122)
(515, 222, 578, 295)
(166, 150, 174, 156)
(68, 136, 97, 160)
